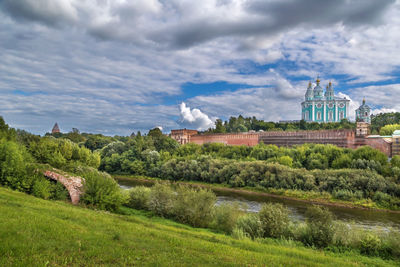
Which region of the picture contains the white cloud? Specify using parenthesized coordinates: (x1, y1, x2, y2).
(337, 92, 360, 121)
(179, 102, 214, 131)
(372, 108, 397, 115)
(0, 0, 399, 135)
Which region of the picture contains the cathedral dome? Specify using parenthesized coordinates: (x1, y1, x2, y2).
(305, 81, 314, 100)
(313, 77, 323, 99)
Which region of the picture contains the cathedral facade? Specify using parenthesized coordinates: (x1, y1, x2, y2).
(355, 99, 371, 123)
(301, 78, 350, 122)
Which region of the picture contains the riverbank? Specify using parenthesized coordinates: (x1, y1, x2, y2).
(114, 175, 400, 214)
(1, 187, 397, 266)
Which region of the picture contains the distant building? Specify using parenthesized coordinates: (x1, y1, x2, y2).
(170, 129, 198, 145)
(301, 77, 350, 122)
(355, 98, 371, 123)
(52, 123, 60, 134)
(279, 120, 301, 123)
(392, 130, 400, 157)
(356, 122, 370, 136)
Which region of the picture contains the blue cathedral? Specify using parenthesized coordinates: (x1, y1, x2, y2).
(301, 77, 350, 122)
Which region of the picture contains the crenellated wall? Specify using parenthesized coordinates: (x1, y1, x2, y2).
(259, 129, 355, 148)
(190, 132, 259, 146)
(171, 127, 394, 156)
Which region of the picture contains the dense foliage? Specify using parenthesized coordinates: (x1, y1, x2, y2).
(380, 124, 400, 136)
(371, 112, 400, 134)
(95, 128, 400, 209)
(126, 183, 400, 259)
(205, 112, 400, 135)
(80, 169, 127, 211)
(0, 117, 123, 211)
(126, 183, 216, 228)
(205, 116, 355, 133)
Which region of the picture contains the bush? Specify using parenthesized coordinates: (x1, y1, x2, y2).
(302, 205, 335, 248)
(231, 227, 250, 240)
(384, 231, 400, 258)
(360, 233, 382, 256)
(173, 185, 216, 227)
(211, 202, 243, 234)
(51, 181, 69, 200)
(332, 189, 363, 201)
(32, 178, 52, 199)
(147, 182, 175, 217)
(81, 171, 127, 211)
(259, 203, 290, 239)
(127, 186, 151, 210)
(235, 213, 263, 239)
(0, 141, 32, 192)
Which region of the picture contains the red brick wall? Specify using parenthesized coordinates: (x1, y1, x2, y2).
(364, 138, 392, 157)
(190, 133, 259, 146)
(178, 129, 393, 157)
(259, 129, 355, 148)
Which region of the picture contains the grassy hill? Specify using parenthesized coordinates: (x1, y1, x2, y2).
(0, 188, 396, 267)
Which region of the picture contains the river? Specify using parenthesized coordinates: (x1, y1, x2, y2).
(117, 178, 400, 232)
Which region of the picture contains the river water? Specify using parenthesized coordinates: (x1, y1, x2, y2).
(117, 178, 400, 232)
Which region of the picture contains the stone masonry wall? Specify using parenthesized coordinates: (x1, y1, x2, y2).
(43, 170, 84, 204)
(190, 133, 259, 146)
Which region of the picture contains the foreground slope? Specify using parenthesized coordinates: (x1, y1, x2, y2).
(0, 188, 395, 266)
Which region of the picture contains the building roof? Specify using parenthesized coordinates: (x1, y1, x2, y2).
(52, 123, 60, 133)
(393, 130, 400, 136)
(357, 98, 370, 110)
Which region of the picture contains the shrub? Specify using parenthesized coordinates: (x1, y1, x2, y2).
(360, 233, 382, 256)
(258, 203, 290, 239)
(277, 156, 293, 167)
(235, 213, 263, 239)
(127, 186, 151, 210)
(173, 185, 216, 227)
(384, 231, 400, 258)
(32, 178, 52, 199)
(147, 182, 175, 217)
(332, 189, 363, 201)
(302, 205, 335, 248)
(231, 227, 249, 240)
(211, 202, 243, 234)
(51, 181, 69, 200)
(81, 171, 127, 211)
(0, 141, 31, 191)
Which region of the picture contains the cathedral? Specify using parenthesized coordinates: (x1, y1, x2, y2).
(355, 98, 371, 123)
(301, 77, 350, 122)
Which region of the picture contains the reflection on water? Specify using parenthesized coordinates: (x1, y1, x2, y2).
(117, 178, 400, 232)
(216, 196, 305, 222)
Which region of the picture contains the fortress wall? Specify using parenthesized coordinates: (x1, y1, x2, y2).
(364, 138, 392, 157)
(259, 129, 355, 148)
(190, 133, 259, 146)
(183, 129, 392, 157)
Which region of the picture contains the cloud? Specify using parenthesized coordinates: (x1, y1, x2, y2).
(179, 102, 214, 131)
(348, 84, 400, 114)
(372, 108, 397, 115)
(187, 82, 305, 122)
(1, 0, 395, 49)
(0, 0, 399, 136)
(1, 0, 78, 26)
(337, 92, 359, 121)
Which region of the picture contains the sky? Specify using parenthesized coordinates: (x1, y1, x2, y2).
(1, 0, 400, 136)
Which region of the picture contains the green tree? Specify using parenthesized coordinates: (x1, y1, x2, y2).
(277, 155, 293, 167)
(380, 124, 400, 135)
(214, 119, 226, 133)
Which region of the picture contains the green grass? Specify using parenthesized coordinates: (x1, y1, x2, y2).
(0, 187, 397, 266)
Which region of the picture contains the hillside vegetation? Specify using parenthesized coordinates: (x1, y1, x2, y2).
(0, 188, 397, 267)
